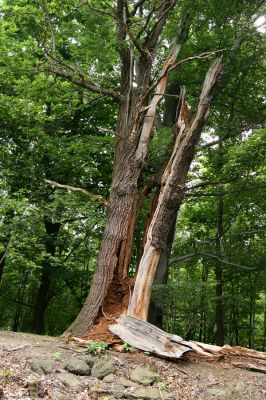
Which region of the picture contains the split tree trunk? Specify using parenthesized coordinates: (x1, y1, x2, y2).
(64, 1, 181, 337)
(128, 58, 223, 320)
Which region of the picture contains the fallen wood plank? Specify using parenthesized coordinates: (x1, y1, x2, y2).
(190, 341, 222, 354)
(109, 315, 192, 359)
(220, 345, 266, 361)
(186, 341, 223, 359)
(108, 315, 266, 366)
(232, 361, 266, 374)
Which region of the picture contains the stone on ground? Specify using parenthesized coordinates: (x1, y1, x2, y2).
(31, 357, 54, 375)
(64, 357, 91, 376)
(127, 387, 174, 399)
(102, 373, 115, 383)
(56, 371, 83, 392)
(130, 367, 158, 385)
(91, 360, 115, 379)
(113, 384, 125, 398)
(54, 390, 70, 400)
(119, 378, 139, 387)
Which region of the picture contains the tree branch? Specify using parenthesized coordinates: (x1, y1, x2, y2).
(148, 49, 225, 98)
(44, 65, 123, 102)
(44, 180, 108, 206)
(186, 184, 266, 197)
(144, 0, 177, 52)
(169, 252, 255, 270)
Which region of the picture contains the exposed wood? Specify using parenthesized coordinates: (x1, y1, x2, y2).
(219, 345, 266, 360)
(64, 10, 186, 337)
(109, 315, 192, 358)
(128, 58, 223, 320)
(108, 315, 266, 371)
(231, 361, 266, 374)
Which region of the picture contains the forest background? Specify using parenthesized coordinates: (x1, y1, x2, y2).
(0, 0, 265, 351)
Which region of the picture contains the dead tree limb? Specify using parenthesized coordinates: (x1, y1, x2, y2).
(44, 179, 108, 206)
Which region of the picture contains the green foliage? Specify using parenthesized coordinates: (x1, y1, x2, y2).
(86, 340, 108, 355)
(0, 0, 264, 350)
(122, 341, 135, 352)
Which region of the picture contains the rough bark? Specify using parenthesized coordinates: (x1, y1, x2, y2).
(128, 58, 223, 320)
(64, 4, 181, 336)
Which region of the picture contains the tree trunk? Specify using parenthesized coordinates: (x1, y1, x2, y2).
(148, 215, 177, 328)
(128, 58, 223, 320)
(0, 211, 14, 285)
(0, 250, 7, 285)
(215, 145, 225, 346)
(199, 264, 209, 342)
(64, 10, 183, 336)
(32, 217, 61, 334)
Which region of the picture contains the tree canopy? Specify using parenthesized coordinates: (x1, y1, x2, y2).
(0, 0, 265, 350)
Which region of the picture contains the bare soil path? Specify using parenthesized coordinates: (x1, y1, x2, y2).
(0, 331, 265, 399)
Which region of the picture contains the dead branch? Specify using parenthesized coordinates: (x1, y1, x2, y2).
(4, 344, 31, 352)
(44, 66, 122, 102)
(169, 251, 255, 270)
(148, 49, 225, 98)
(44, 179, 108, 206)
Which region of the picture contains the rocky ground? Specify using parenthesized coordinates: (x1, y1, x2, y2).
(0, 331, 265, 400)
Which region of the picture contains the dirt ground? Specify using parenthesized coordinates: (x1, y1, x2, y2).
(0, 330, 265, 399)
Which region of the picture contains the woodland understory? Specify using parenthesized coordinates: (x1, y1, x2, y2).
(0, 0, 265, 353)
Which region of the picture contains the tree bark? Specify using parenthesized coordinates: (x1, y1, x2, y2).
(64, 3, 182, 336)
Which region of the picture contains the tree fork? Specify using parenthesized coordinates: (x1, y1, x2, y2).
(64, 21, 183, 337)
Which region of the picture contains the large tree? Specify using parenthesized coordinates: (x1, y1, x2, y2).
(1, 0, 264, 338)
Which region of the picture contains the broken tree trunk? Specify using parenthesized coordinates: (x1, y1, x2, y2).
(127, 58, 223, 320)
(109, 315, 266, 373)
(64, 11, 183, 337)
(109, 315, 192, 358)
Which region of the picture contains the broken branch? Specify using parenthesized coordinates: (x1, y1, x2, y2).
(44, 179, 108, 206)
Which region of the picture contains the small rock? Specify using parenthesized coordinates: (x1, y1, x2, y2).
(130, 367, 158, 385)
(56, 371, 83, 392)
(31, 358, 54, 375)
(84, 355, 95, 367)
(54, 390, 70, 400)
(91, 361, 115, 379)
(119, 378, 139, 388)
(91, 384, 110, 394)
(113, 384, 125, 399)
(206, 388, 227, 397)
(64, 357, 91, 376)
(103, 373, 115, 383)
(127, 387, 174, 400)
